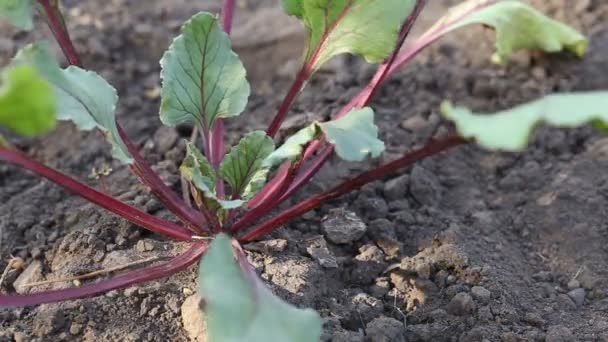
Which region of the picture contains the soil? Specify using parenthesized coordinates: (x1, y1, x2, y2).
(1, 0, 608, 341)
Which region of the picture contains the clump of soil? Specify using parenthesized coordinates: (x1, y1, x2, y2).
(2, 0, 608, 341)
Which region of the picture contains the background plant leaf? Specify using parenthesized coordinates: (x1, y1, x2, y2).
(199, 234, 322, 342)
(219, 131, 274, 200)
(441, 92, 608, 151)
(320, 107, 384, 161)
(423, 0, 587, 64)
(13, 43, 132, 164)
(265, 107, 384, 167)
(284, 0, 415, 70)
(0, 66, 56, 137)
(0, 0, 34, 30)
(160, 12, 250, 130)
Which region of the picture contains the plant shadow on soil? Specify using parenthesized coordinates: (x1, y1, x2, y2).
(2, 0, 608, 341)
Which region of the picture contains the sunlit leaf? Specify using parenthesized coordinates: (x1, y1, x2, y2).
(263, 124, 318, 168)
(0, 0, 34, 30)
(265, 107, 384, 167)
(420, 0, 586, 64)
(0, 66, 56, 136)
(283, 0, 416, 70)
(441, 92, 608, 151)
(219, 131, 274, 200)
(13, 43, 132, 164)
(160, 12, 250, 130)
(199, 234, 322, 342)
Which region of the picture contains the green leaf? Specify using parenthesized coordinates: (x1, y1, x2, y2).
(265, 106, 384, 167)
(180, 143, 243, 210)
(423, 0, 587, 64)
(0, 0, 34, 30)
(0, 66, 56, 136)
(199, 234, 322, 342)
(263, 124, 319, 168)
(441, 91, 608, 151)
(284, 0, 416, 70)
(320, 107, 384, 161)
(181, 142, 216, 189)
(13, 43, 132, 164)
(160, 12, 250, 130)
(219, 131, 275, 200)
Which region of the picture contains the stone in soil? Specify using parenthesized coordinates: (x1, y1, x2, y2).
(567, 288, 585, 308)
(545, 325, 575, 342)
(305, 236, 338, 268)
(13, 260, 43, 294)
(383, 174, 409, 201)
(471, 286, 492, 304)
(447, 292, 476, 316)
(365, 316, 406, 342)
(409, 165, 441, 207)
(181, 295, 207, 342)
(322, 208, 367, 244)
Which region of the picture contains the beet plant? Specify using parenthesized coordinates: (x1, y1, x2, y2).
(0, 0, 606, 340)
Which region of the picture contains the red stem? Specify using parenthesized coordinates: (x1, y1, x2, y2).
(266, 66, 311, 138)
(0, 148, 193, 241)
(230, 161, 298, 232)
(208, 0, 237, 198)
(38, 0, 81, 67)
(0, 243, 207, 307)
(240, 136, 467, 241)
(117, 126, 207, 232)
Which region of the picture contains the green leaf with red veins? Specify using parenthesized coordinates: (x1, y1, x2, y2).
(160, 12, 250, 130)
(0, 0, 34, 30)
(417, 0, 586, 64)
(219, 131, 275, 200)
(13, 43, 132, 164)
(283, 0, 416, 71)
(0, 66, 56, 137)
(198, 234, 322, 342)
(441, 91, 608, 151)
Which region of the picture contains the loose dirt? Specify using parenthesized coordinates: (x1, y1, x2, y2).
(1, 0, 608, 341)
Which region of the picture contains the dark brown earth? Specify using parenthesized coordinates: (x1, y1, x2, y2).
(2, 0, 608, 341)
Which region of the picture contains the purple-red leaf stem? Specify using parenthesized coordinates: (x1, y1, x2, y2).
(117, 126, 208, 232)
(240, 136, 467, 241)
(38, 0, 81, 67)
(0, 148, 194, 241)
(0, 243, 208, 307)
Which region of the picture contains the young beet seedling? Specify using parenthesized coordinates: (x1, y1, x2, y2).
(1, 0, 607, 340)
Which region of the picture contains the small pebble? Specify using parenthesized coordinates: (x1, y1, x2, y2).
(447, 293, 476, 316)
(545, 325, 574, 342)
(567, 288, 585, 308)
(471, 286, 491, 304)
(567, 279, 580, 290)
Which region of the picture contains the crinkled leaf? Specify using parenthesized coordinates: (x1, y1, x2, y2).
(219, 131, 274, 200)
(199, 234, 322, 342)
(441, 92, 608, 151)
(13, 43, 132, 164)
(0, 0, 34, 30)
(320, 107, 384, 161)
(180, 143, 242, 210)
(423, 0, 586, 64)
(181, 142, 216, 188)
(160, 12, 250, 130)
(0, 66, 56, 136)
(265, 107, 384, 167)
(284, 0, 415, 70)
